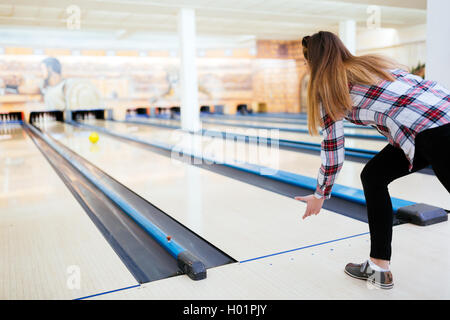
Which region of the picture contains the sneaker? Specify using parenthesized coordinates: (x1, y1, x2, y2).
(344, 260, 394, 289)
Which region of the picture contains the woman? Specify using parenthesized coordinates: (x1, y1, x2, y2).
(295, 31, 450, 289)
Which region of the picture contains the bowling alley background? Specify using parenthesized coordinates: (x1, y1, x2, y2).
(0, 27, 426, 120)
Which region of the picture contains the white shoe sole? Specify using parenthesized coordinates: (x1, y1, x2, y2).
(344, 269, 394, 289)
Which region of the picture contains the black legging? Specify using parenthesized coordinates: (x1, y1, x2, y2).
(360, 123, 450, 261)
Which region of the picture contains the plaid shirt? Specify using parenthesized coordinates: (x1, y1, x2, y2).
(315, 68, 450, 199)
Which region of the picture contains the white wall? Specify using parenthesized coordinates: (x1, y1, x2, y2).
(356, 24, 426, 70)
(339, 20, 356, 55)
(426, 0, 450, 88)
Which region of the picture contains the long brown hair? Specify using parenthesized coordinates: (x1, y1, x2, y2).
(302, 31, 404, 135)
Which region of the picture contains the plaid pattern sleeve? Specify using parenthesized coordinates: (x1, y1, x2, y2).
(314, 107, 345, 199)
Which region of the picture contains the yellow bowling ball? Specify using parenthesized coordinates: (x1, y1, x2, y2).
(89, 132, 99, 144)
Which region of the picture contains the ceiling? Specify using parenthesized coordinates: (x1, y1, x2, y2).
(0, 0, 427, 49)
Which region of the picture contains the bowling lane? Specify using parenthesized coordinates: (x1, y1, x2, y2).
(139, 116, 378, 136)
(200, 122, 385, 151)
(127, 117, 386, 152)
(91, 220, 450, 299)
(202, 117, 378, 136)
(90, 120, 450, 209)
(94, 222, 450, 300)
(43, 122, 370, 261)
(0, 125, 137, 299)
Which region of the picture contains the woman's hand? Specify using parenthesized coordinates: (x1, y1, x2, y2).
(295, 195, 325, 219)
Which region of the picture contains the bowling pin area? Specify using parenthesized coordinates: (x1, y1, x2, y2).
(0, 107, 449, 301)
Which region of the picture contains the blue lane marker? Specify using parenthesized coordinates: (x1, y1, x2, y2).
(0, 120, 23, 124)
(74, 284, 140, 300)
(200, 114, 374, 130)
(220, 160, 415, 212)
(219, 112, 307, 120)
(239, 232, 370, 264)
(120, 118, 179, 130)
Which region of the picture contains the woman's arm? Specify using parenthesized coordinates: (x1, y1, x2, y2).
(314, 109, 345, 199)
(296, 106, 345, 219)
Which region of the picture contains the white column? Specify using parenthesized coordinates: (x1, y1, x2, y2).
(426, 0, 450, 88)
(339, 20, 356, 55)
(178, 8, 200, 132)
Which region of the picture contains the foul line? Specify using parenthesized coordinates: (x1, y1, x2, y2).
(239, 232, 370, 264)
(74, 284, 140, 300)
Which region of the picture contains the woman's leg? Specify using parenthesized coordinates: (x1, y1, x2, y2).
(415, 124, 450, 193)
(360, 144, 429, 263)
